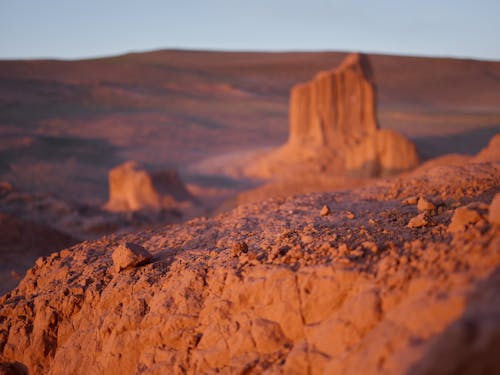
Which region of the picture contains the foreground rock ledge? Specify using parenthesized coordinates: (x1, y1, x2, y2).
(0, 162, 499, 375)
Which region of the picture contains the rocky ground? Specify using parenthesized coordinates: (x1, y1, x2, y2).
(0, 159, 498, 374)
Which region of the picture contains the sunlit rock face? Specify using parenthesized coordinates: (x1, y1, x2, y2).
(345, 129, 419, 177)
(286, 53, 418, 177)
(1, 159, 499, 375)
(104, 161, 195, 212)
(288, 53, 378, 149)
(475, 133, 500, 162)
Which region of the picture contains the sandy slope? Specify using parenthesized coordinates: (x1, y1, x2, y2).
(0, 159, 498, 374)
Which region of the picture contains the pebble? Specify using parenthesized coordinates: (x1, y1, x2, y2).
(320, 205, 331, 216)
(408, 213, 427, 228)
(417, 197, 436, 212)
(402, 196, 418, 205)
(112, 242, 152, 273)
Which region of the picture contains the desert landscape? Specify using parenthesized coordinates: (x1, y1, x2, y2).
(0, 48, 499, 374)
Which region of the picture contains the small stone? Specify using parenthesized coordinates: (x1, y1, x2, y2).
(346, 211, 355, 219)
(35, 257, 45, 268)
(320, 205, 331, 216)
(112, 242, 152, 273)
(350, 248, 364, 257)
(448, 206, 482, 233)
(338, 243, 349, 256)
(402, 196, 418, 205)
(408, 213, 427, 228)
(362, 241, 379, 254)
(231, 242, 249, 257)
(60, 249, 71, 258)
(417, 197, 435, 212)
(488, 193, 500, 226)
(300, 234, 314, 245)
(338, 257, 351, 264)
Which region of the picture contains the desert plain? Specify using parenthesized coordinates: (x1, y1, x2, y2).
(0, 50, 499, 374)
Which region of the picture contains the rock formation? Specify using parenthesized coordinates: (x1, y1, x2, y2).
(288, 53, 378, 149)
(345, 129, 419, 177)
(250, 53, 419, 178)
(1, 159, 499, 374)
(104, 161, 196, 212)
(475, 133, 500, 162)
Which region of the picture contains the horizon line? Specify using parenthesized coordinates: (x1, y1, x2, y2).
(1, 46, 499, 63)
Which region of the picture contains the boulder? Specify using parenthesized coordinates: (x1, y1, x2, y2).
(112, 242, 152, 273)
(474, 133, 500, 162)
(104, 161, 195, 212)
(345, 129, 419, 177)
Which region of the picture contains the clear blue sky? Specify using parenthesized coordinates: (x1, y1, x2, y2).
(1, 0, 499, 61)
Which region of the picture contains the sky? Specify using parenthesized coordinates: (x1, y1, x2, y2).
(0, 0, 499, 61)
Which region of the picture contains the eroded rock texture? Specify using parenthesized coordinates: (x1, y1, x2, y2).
(1, 160, 499, 375)
(475, 133, 500, 162)
(260, 53, 419, 178)
(288, 53, 378, 149)
(345, 129, 419, 177)
(104, 161, 195, 212)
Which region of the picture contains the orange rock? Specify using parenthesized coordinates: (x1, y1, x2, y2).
(1, 162, 499, 375)
(408, 213, 428, 228)
(320, 204, 331, 216)
(288, 53, 378, 149)
(488, 193, 500, 226)
(104, 161, 195, 212)
(474, 133, 500, 162)
(417, 196, 436, 212)
(448, 206, 482, 233)
(403, 196, 419, 205)
(112, 242, 152, 272)
(345, 129, 419, 178)
(256, 53, 418, 179)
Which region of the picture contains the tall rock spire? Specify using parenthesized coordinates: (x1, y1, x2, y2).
(247, 53, 418, 179)
(288, 53, 378, 149)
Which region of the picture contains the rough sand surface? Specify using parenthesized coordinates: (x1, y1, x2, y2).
(0, 161, 499, 374)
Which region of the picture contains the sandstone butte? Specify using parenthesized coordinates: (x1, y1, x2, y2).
(248, 53, 419, 178)
(104, 161, 196, 212)
(0, 147, 499, 374)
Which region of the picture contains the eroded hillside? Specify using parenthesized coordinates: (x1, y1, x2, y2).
(1, 158, 499, 374)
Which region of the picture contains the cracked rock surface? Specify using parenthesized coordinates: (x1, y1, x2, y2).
(0, 161, 499, 374)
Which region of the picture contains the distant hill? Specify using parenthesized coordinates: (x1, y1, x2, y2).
(1, 50, 499, 202)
